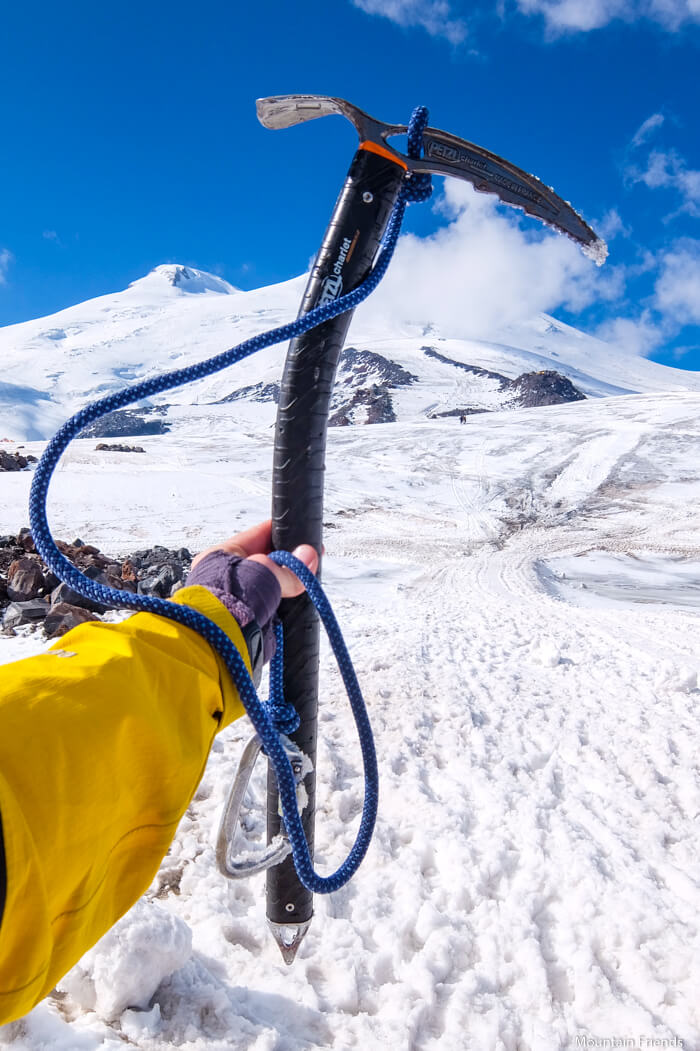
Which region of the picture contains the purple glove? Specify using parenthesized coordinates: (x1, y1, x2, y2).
(187, 549, 282, 668)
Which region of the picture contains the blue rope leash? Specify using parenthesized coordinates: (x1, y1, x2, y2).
(28, 107, 432, 894)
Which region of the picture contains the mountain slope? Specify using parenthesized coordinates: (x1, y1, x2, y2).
(2, 264, 700, 441)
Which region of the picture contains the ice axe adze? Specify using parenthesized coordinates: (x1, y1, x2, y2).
(220, 94, 606, 965)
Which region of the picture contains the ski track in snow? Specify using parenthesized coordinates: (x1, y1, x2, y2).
(1, 393, 700, 1049)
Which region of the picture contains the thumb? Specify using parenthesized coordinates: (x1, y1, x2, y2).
(248, 544, 319, 599)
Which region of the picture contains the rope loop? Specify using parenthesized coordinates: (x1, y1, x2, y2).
(263, 622, 300, 735)
(28, 105, 432, 894)
(403, 105, 433, 203)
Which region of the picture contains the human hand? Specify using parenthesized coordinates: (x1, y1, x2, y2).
(187, 521, 319, 679)
(190, 520, 318, 598)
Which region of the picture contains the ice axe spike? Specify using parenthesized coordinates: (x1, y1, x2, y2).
(257, 94, 607, 264)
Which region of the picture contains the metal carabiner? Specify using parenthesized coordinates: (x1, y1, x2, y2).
(216, 734, 307, 879)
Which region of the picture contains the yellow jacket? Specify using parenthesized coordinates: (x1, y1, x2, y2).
(0, 586, 249, 1024)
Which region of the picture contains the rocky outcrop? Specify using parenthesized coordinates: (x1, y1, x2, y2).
(428, 407, 490, 420)
(0, 531, 193, 637)
(329, 386, 398, 427)
(329, 348, 417, 427)
(422, 348, 586, 415)
(508, 370, 586, 408)
(422, 347, 509, 386)
(44, 602, 99, 638)
(7, 557, 45, 601)
(95, 443, 146, 453)
(0, 449, 37, 472)
(78, 408, 170, 439)
(216, 382, 281, 405)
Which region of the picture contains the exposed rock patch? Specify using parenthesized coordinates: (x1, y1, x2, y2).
(95, 443, 146, 453)
(422, 347, 509, 386)
(0, 449, 37, 472)
(216, 382, 281, 405)
(422, 348, 585, 415)
(329, 348, 417, 427)
(429, 407, 491, 420)
(78, 407, 170, 439)
(0, 530, 193, 637)
(508, 370, 586, 408)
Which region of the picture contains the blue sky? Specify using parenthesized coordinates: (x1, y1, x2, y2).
(1, 0, 698, 368)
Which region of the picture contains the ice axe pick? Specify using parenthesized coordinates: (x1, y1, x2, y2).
(257, 93, 608, 262)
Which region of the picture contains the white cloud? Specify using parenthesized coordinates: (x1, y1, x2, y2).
(654, 243, 700, 324)
(0, 249, 13, 285)
(632, 113, 665, 148)
(514, 0, 700, 33)
(596, 311, 668, 356)
(594, 239, 700, 357)
(597, 208, 632, 241)
(360, 181, 607, 339)
(350, 0, 468, 42)
(43, 230, 60, 242)
(629, 149, 700, 218)
(358, 180, 698, 367)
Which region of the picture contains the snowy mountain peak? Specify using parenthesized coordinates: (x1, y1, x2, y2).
(131, 265, 239, 296)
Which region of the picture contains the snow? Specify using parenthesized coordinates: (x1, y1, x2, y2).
(2, 270, 700, 1049)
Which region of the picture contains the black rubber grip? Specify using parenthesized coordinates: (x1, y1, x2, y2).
(266, 147, 405, 925)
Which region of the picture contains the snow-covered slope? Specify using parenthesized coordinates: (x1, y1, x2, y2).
(2, 389, 700, 1049)
(2, 264, 700, 442)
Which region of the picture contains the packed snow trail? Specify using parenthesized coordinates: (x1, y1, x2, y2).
(1, 393, 699, 1049)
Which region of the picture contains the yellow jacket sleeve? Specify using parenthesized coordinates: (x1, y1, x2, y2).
(0, 585, 251, 1024)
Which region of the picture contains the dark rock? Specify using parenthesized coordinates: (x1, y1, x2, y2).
(0, 450, 26, 472)
(422, 347, 510, 386)
(78, 407, 170, 439)
(7, 557, 46, 601)
(328, 348, 419, 427)
(121, 560, 138, 583)
(0, 532, 193, 631)
(340, 348, 417, 388)
(137, 563, 182, 598)
(428, 407, 490, 419)
(44, 571, 60, 592)
(329, 386, 398, 427)
(216, 382, 281, 405)
(44, 602, 99, 638)
(95, 443, 146, 453)
(3, 598, 50, 628)
(50, 582, 108, 614)
(509, 370, 586, 408)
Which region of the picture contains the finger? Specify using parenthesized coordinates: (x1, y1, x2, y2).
(191, 520, 273, 570)
(247, 544, 319, 599)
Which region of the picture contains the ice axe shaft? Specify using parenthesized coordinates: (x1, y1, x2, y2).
(267, 127, 407, 962)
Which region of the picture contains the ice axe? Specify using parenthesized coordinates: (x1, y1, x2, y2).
(223, 94, 605, 964)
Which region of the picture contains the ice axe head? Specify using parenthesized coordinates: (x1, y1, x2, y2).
(257, 94, 607, 264)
